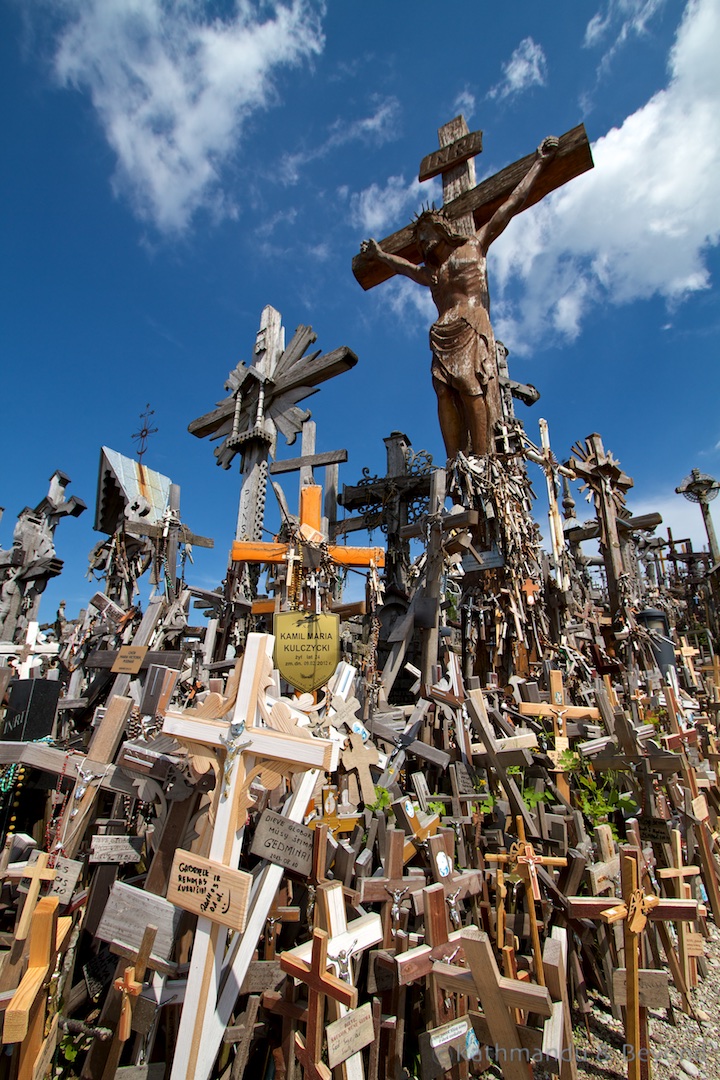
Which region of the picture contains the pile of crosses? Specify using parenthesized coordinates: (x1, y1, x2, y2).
(1, 120, 720, 1080)
(0, 617, 718, 1080)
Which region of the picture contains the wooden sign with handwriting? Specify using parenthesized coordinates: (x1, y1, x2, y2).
(326, 1003, 374, 1068)
(250, 809, 314, 876)
(90, 835, 143, 864)
(167, 850, 252, 932)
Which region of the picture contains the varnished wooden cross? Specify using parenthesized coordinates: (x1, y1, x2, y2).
(432, 927, 554, 1080)
(280, 926, 358, 1080)
(395, 882, 466, 987)
(359, 827, 426, 947)
(3, 895, 72, 1078)
(486, 817, 566, 986)
(568, 850, 699, 1080)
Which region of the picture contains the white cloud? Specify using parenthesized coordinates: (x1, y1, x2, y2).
(585, 0, 668, 63)
(279, 97, 401, 185)
(491, 0, 720, 354)
(452, 88, 476, 120)
(487, 37, 547, 101)
(349, 174, 431, 237)
(627, 492, 715, 553)
(49, 0, 325, 233)
(384, 277, 436, 328)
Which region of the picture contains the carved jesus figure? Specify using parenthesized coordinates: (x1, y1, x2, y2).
(361, 137, 558, 459)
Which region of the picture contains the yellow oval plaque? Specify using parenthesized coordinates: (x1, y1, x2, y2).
(273, 611, 340, 693)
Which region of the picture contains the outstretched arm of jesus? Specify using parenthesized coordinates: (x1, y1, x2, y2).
(477, 136, 559, 253)
(360, 238, 431, 287)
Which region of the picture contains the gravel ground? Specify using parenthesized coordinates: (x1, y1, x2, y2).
(571, 922, 720, 1080)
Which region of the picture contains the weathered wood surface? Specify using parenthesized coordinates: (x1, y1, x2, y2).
(353, 125, 593, 289)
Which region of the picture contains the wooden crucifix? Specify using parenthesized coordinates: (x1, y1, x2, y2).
(232, 481, 385, 604)
(164, 635, 335, 1080)
(485, 817, 567, 987)
(2, 895, 72, 1078)
(353, 118, 592, 459)
(301, 881, 382, 1080)
(359, 827, 426, 947)
(568, 433, 634, 617)
(337, 431, 434, 593)
(567, 856, 700, 1080)
(280, 926, 358, 1080)
(432, 927, 555, 1080)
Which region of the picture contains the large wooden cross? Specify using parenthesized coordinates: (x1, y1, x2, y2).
(164, 635, 337, 1080)
(359, 827, 426, 947)
(352, 119, 592, 291)
(189, 306, 358, 546)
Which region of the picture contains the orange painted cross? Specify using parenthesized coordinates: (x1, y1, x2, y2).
(231, 484, 385, 572)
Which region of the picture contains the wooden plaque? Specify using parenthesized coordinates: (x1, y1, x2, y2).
(96, 881, 180, 965)
(637, 817, 671, 844)
(419, 1017, 480, 1079)
(22, 851, 82, 904)
(326, 1002, 375, 1068)
(273, 612, 340, 692)
(250, 809, 314, 876)
(111, 646, 149, 674)
(612, 968, 669, 1008)
(89, 835, 143, 864)
(167, 850, 252, 932)
(685, 932, 705, 957)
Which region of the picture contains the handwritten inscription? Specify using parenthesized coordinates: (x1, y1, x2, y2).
(326, 1002, 374, 1068)
(167, 850, 251, 932)
(250, 810, 315, 876)
(21, 851, 82, 903)
(89, 835, 143, 864)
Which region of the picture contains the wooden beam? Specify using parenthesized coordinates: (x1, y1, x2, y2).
(352, 125, 593, 290)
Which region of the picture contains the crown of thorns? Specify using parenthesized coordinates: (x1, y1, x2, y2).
(411, 203, 452, 226)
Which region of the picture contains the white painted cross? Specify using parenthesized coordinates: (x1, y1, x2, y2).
(163, 634, 338, 1080)
(0, 621, 59, 679)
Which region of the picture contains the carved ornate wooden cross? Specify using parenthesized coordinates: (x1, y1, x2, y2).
(189, 305, 358, 549)
(342, 732, 380, 807)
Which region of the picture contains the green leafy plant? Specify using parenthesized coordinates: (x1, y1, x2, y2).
(505, 764, 552, 808)
(427, 799, 447, 816)
(367, 787, 392, 813)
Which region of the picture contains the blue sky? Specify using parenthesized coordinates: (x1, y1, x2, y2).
(2, 0, 719, 621)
